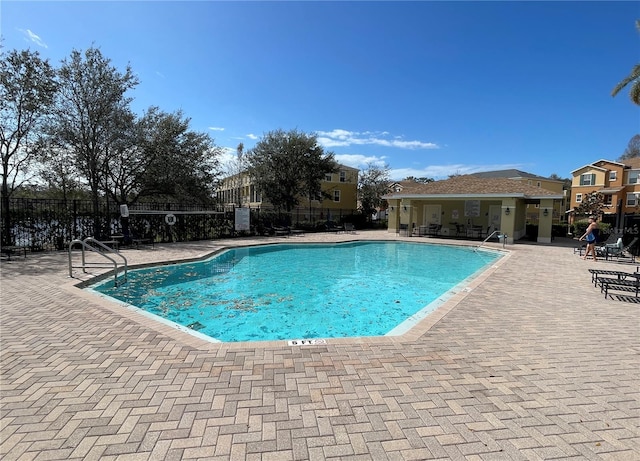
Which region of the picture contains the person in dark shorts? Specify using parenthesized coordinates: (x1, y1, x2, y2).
(580, 215, 600, 261)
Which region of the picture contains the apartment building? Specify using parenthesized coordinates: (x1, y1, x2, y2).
(216, 164, 359, 213)
(569, 157, 640, 227)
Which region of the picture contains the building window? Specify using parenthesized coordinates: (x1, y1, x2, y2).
(339, 171, 346, 183)
(576, 193, 582, 203)
(537, 181, 541, 187)
(580, 173, 596, 186)
(325, 173, 332, 181)
(627, 193, 637, 206)
(629, 171, 639, 184)
(610, 171, 617, 181)
(604, 195, 613, 205)
(333, 190, 341, 202)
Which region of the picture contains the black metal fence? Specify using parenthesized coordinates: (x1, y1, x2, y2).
(1, 198, 359, 250)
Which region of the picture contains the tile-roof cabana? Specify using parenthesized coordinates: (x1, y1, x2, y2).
(384, 175, 564, 243)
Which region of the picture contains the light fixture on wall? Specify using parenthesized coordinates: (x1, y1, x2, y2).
(543, 208, 549, 217)
(505, 207, 510, 215)
(403, 205, 407, 212)
(389, 206, 395, 211)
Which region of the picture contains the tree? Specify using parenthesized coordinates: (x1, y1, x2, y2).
(574, 191, 606, 218)
(38, 145, 85, 201)
(0, 48, 58, 245)
(548, 173, 571, 190)
(359, 163, 391, 222)
(611, 20, 640, 105)
(618, 134, 640, 161)
(246, 129, 337, 215)
(403, 176, 434, 184)
(135, 108, 222, 205)
(47, 46, 139, 238)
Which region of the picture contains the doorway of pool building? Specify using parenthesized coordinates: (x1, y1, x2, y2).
(424, 204, 442, 227)
(489, 205, 502, 232)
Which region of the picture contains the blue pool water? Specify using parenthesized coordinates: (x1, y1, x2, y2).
(91, 241, 501, 342)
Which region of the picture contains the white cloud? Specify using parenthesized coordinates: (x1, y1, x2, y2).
(218, 147, 240, 175)
(334, 154, 387, 169)
(19, 29, 48, 48)
(246, 133, 258, 140)
(316, 129, 439, 150)
(209, 126, 225, 131)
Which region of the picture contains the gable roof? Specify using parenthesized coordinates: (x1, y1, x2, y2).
(469, 169, 558, 181)
(383, 175, 563, 200)
(571, 158, 640, 174)
(570, 164, 609, 174)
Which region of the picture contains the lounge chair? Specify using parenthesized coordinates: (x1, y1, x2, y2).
(343, 223, 356, 234)
(426, 223, 442, 236)
(596, 272, 640, 298)
(272, 226, 291, 237)
(325, 221, 343, 233)
(588, 268, 638, 286)
(603, 236, 639, 262)
(597, 237, 622, 258)
(576, 232, 620, 256)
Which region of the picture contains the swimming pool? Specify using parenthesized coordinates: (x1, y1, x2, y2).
(90, 241, 502, 342)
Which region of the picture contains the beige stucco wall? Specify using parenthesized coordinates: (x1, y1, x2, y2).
(537, 199, 555, 243)
(387, 196, 558, 245)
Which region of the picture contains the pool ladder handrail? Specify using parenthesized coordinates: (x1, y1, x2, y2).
(474, 230, 507, 252)
(68, 237, 128, 286)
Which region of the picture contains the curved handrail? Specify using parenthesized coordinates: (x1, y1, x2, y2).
(68, 238, 128, 286)
(474, 230, 506, 252)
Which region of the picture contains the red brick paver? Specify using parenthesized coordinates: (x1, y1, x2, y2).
(1, 232, 638, 460)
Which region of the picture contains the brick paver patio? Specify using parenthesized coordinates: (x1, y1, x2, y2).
(1, 231, 638, 460)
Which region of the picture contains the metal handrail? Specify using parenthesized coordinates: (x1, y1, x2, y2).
(68, 237, 128, 286)
(474, 230, 507, 252)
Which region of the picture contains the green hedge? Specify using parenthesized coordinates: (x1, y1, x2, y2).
(573, 219, 611, 242)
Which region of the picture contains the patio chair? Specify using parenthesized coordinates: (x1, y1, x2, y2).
(343, 223, 356, 234)
(325, 221, 343, 233)
(604, 236, 639, 262)
(588, 268, 638, 286)
(597, 237, 622, 258)
(576, 232, 620, 256)
(426, 223, 442, 236)
(132, 231, 155, 249)
(272, 226, 291, 237)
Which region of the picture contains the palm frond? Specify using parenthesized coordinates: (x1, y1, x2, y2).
(611, 63, 640, 104)
(630, 81, 640, 105)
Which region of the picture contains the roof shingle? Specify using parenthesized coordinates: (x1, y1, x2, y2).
(386, 175, 562, 197)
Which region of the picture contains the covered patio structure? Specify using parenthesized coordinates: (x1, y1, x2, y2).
(384, 176, 564, 244)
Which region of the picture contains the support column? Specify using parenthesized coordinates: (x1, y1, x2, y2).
(538, 199, 554, 243)
(501, 199, 516, 244)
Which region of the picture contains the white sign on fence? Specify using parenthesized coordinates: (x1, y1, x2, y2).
(234, 207, 250, 231)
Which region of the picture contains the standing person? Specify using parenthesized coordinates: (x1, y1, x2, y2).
(580, 216, 600, 261)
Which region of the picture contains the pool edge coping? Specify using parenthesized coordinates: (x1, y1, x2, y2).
(63, 239, 511, 350)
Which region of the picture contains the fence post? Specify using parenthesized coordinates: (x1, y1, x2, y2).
(73, 199, 78, 239)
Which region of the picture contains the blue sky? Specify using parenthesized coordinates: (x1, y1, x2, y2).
(2, 1, 639, 180)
